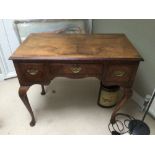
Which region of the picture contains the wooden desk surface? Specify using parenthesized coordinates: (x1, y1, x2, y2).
(10, 33, 143, 61)
(10, 32, 143, 126)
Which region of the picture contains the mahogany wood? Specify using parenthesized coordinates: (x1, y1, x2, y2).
(18, 86, 36, 126)
(10, 33, 143, 126)
(110, 88, 133, 124)
(10, 33, 143, 61)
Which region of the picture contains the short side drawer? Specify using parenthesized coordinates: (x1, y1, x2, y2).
(14, 62, 49, 85)
(104, 62, 139, 86)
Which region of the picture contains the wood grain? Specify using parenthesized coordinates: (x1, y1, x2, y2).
(10, 33, 143, 61)
(10, 33, 144, 126)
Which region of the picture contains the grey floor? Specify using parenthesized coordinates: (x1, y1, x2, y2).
(0, 77, 155, 135)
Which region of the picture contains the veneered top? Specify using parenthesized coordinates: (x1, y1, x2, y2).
(10, 33, 143, 61)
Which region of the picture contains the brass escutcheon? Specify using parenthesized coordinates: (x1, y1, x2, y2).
(70, 65, 82, 73)
(27, 69, 39, 75)
(113, 70, 126, 77)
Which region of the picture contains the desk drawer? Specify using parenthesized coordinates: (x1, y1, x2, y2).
(50, 63, 103, 76)
(104, 63, 138, 84)
(14, 62, 48, 85)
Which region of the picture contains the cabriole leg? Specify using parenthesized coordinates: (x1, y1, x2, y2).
(18, 86, 36, 127)
(110, 87, 132, 124)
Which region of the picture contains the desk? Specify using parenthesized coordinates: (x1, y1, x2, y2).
(10, 33, 143, 126)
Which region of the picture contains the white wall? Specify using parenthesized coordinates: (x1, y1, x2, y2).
(93, 19, 155, 98)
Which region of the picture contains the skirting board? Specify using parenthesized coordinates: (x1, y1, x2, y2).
(4, 72, 16, 79)
(132, 90, 144, 109)
(132, 90, 155, 118)
(0, 72, 16, 81)
(0, 73, 4, 81)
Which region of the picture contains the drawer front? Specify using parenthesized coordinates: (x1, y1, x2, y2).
(104, 63, 138, 84)
(50, 63, 103, 76)
(14, 62, 48, 85)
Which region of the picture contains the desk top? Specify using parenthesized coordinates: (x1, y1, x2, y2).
(10, 33, 143, 61)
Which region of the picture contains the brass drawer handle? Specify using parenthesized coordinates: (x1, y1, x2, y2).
(27, 69, 39, 75)
(70, 65, 82, 73)
(113, 71, 126, 77)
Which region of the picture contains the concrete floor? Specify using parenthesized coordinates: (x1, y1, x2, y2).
(0, 77, 155, 135)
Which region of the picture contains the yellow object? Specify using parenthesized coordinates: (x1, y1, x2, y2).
(99, 85, 120, 108)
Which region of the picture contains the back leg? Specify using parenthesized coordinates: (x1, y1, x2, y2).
(41, 84, 46, 95)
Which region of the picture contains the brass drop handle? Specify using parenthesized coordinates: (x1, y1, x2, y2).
(113, 71, 126, 77)
(70, 65, 82, 73)
(27, 69, 39, 75)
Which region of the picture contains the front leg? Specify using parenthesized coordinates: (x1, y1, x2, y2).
(110, 87, 132, 124)
(18, 86, 36, 127)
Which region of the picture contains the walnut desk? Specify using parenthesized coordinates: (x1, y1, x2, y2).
(10, 33, 143, 127)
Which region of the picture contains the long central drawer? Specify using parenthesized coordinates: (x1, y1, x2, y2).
(49, 63, 103, 75)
